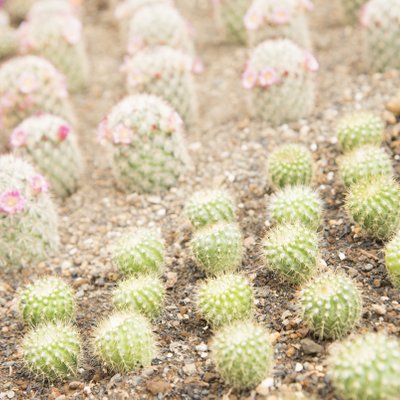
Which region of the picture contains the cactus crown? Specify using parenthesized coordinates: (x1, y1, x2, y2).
(384, 231, 400, 288)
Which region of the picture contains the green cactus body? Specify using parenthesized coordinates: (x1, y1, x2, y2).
(262, 223, 319, 284)
(112, 228, 165, 276)
(211, 321, 273, 389)
(345, 176, 400, 240)
(300, 273, 362, 339)
(197, 274, 253, 327)
(98, 94, 191, 192)
(384, 232, 400, 288)
(0, 11, 18, 60)
(328, 333, 400, 400)
(4, 0, 35, 21)
(0, 155, 59, 268)
(243, 39, 317, 125)
(185, 189, 236, 230)
(269, 186, 322, 230)
(341, 0, 367, 23)
(93, 311, 156, 372)
(191, 222, 243, 275)
(23, 322, 81, 381)
(11, 114, 84, 198)
(339, 145, 393, 188)
(112, 276, 165, 319)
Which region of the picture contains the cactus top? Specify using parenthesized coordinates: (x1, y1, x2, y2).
(359, 0, 400, 28)
(114, 0, 174, 21)
(242, 39, 318, 90)
(27, 0, 78, 20)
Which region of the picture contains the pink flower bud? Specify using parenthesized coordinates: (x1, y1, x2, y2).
(57, 124, 70, 141)
(10, 129, 27, 148)
(28, 174, 49, 195)
(0, 190, 25, 214)
(259, 67, 280, 87)
(242, 68, 258, 89)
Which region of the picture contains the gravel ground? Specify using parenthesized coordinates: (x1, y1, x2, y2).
(1, 0, 400, 399)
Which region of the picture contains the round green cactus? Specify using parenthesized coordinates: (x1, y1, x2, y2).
(345, 176, 400, 240)
(197, 273, 253, 327)
(112, 276, 165, 319)
(185, 189, 236, 230)
(299, 273, 362, 339)
(384, 231, 400, 288)
(112, 228, 165, 276)
(328, 332, 400, 400)
(93, 311, 156, 372)
(191, 222, 243, 276)
(211, 321, 273, 389)
(268, 185, 323, 230)
(22, 321, 81, 381)
(262, 223, 319, 284)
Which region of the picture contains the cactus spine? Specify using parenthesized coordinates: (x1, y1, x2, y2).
(384, 232, 400, 288)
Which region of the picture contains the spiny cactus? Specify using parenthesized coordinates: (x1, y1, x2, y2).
(211, 321, 273, 389)
(299, 273, 362, 339)
(197, 273, 253, 327)
(0, 10, 18, 60)
(98, 94, 191, 192)
(93, 311, 156, 372)
(244, 0, 313, 48)
(112, 276, 165, 319)
(338, 145, 393, 188)
(345, 176, 400, 240)
(268, 186, 323, 230)
(243, 39, 318, 125)
(27, 0, 78, 20)
(19, 277, 75, 326)
(262, 223, 319, 284)
(0, 155, 59, 268)
(266, 143, 314, 189)
(4, 0, 35, 21)
(384, 231, 400, 288)
(336, 112, 384, 153)
(10, 113, 84, 198)
(122, 46, 198, 125)
(191, 222, 243, 275)
(328, 332, 400, 400)
(112, 228, 165, 276)
(185, 189, 236, 230)
(23, 321, 81, 381)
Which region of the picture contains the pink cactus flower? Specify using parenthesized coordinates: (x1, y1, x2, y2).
(304, 52, 319, 72)
(127, 36, 144, 55)
(112, 123, 134, 145)
(57, 124, 71, 141)
(10, 129, 28, 148)
(244, 8, 263, 30)
(62, 18, 82, 45)
(241, 68, 258, 89)
(17, 72, 40, 94)
(167, 111, 183, 132)
(0, 190, 25, 214)
(97, 119, 108, 143)
(270, 7, 291, 25)
(259, 67, 280, 87)
(29, 174, 49, 195)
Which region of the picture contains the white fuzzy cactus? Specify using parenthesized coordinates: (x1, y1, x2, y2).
(27, 0, 79, 20)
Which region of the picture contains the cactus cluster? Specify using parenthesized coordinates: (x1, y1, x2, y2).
(340, 0, 367, 23)
(0, 10, 18, 60)
(384, 232, 400, 288)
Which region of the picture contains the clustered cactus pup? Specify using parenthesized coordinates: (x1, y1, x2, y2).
(384, 232, 400, 288)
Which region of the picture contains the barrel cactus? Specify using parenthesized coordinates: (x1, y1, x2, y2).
(384, 232, 400, 288)
(340, 0, 367, 23)
(0, 10, 18, 60)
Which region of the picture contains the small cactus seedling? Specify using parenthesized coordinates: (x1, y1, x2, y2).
(345, 176, 400, 240)
(0, 10, 18, 60)
(299, 273, 362, 339)
(336, 112, 384, 152)
(191, 222, 243, 275)
(262, 223, 319, 284)
(328, 332, 400, 400)
(384, 231, 400, 288)
(211, 321, 273, 389)
(19, 277, 75, 326)
(268, 186, 323, 230)
(266, 144, 314, 189)
(98, 95, 191, 192)
(197, 273, 253, 327)
(340, 0, 367, 23)
(338, 145, 393, 188)
(185, 189, 236, 230)
(112, 228, 165, 276)
(243, 39, 318, 125)
(112, 276, 165, 319)
(10, 113, 84, 198)
(22, 321, 81, 381)
(93, 311, 156, 372)
(0, 155, 59, 268)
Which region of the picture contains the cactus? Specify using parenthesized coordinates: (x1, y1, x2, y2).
(185, 189, 236, 230)
(10, 113, 84, 198)
(197, 273, 253, 327)
(98, 94, 191, 192)
(0, 155, 59, 268)
(262, 223, 319, 284)
(191, 222, 243, 275)
(112, 228, 165, 276)
(19, 277, 75, 326)
(345, 176, 400, 240)
(27, 0, 79, 19)
(112, 276, 165, 319)
(0, 10, 18, 60)
(243, 39, 318, 125)
(211, 321, 273, 389)
(336, 112, 384, 152)
(93, 311, 156, 372)
(268, 186, 323, 230)
(23, 321, 81, 381)
(266, 144, 314, 189)
(338, 145, 393, 188)
(4, 0, 35, 21)
(299, 273, 362, 339)
(244, 0, 313, 49)
(340, 0, 367, 23)
(122, 46, 198, 125)
(328, 332, 400, 400)
(384, 231, 400, 288)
